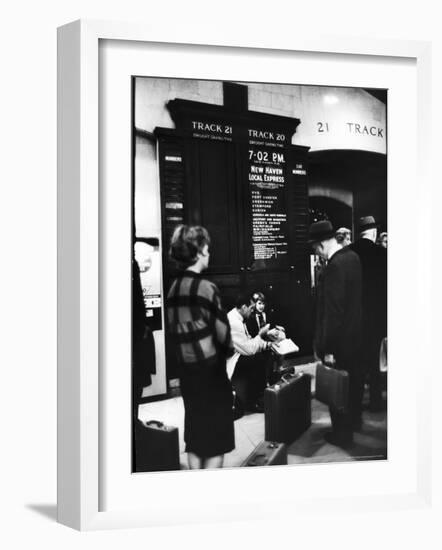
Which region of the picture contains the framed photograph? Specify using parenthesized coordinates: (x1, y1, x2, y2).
(57, 20, 432, 530)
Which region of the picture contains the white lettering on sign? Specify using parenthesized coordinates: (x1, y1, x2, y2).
(248, 129, 286, 142)
(191, 121, 232, 134)
(292, 169, 307, 176)
(263, 175, 284, 183)
(165, 155, 182, 162)
(248, 150, 285, 164)
(249, 129, 275, 140)
(265, 167, 283, 175)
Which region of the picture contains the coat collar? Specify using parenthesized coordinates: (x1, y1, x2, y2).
(328, 246, 349, 265)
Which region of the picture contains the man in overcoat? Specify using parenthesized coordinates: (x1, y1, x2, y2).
(349, 216, 387, 411)
(310, 220, 363, 446)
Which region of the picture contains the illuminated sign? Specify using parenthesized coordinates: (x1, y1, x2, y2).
(293, 87, 386, 154)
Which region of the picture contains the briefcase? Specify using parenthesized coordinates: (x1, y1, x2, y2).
(264, 371, 311, 444)
(134, 419, 180, 472)
(241, 440, 287, 467)
(315, 362, 349, 412)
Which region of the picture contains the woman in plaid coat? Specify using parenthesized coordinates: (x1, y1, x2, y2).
(167, 225, 234, 469)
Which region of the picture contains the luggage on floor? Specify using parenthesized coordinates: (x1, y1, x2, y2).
(315, 362, 349, 412)
(269, 356, 295, 384)
(241, 440, 287, 467)
(134, 419, 180, 472)
(268, 342, 299, 384)
(379, 337, 388, 373)
(264, 371, 311, 444)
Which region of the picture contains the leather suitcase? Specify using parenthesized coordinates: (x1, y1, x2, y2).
(264, 371, 311, 444)
(134, 419, 180, 472)
(315, 362, 349, 412)
(241, 440, 287, 467)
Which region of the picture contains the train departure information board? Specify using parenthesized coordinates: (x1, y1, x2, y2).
(164, 93, 307, 273)
(248, 145, 288, 268)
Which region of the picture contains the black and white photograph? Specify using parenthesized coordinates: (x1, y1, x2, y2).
(131, 77, 388, 472)
(1, 0, 439, 540)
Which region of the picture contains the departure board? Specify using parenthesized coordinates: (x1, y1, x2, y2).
(164, 94, 305, 273)
(248, 145, 288, 269)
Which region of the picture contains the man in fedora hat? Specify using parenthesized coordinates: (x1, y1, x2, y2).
(309, 220, 363, 446)
(349, 216, 387, 411)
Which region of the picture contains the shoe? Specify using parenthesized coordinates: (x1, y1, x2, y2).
(324, 431, 353, 448)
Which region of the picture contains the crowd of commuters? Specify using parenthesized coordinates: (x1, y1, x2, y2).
(138, 216, 387, 469)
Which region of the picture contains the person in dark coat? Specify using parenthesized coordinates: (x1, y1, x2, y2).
(309, 220, 363, 446)
(349, 216, 387, 411)
(132, 257, 156, 471)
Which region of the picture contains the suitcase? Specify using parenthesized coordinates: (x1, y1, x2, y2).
(241, 440, 287, 467)
(315, 362, 349, 412)
(264, 371, 311, 444)
(134, 419, 180, 472)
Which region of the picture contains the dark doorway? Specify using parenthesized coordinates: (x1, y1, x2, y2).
(308, 150, 387, 233)
(309, 197, 353, 232)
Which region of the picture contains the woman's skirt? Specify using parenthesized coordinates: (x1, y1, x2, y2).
(179, 358, 235, 458)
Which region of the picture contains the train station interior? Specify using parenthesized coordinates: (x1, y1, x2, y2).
(133, 77, 387, 472)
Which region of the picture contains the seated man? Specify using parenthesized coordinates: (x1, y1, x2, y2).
(227, 294, 273, 413)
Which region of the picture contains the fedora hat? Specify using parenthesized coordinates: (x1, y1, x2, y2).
(359, 215, 377, 231)
(308, 220, 335, 244)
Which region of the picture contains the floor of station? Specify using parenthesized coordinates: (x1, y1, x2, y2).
(138, 362, 387, 469)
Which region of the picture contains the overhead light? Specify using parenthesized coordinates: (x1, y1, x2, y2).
(323, 94, 339, 105)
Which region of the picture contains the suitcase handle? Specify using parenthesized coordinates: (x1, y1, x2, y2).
(249, 453, 268, 467)
(141, 419, 165, 429)
(281, 372, 301, 384)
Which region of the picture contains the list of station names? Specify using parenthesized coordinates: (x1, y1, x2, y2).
(248, 146, 288, 264)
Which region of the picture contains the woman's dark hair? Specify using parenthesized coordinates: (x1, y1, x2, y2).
(169, 225, 211, 269)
